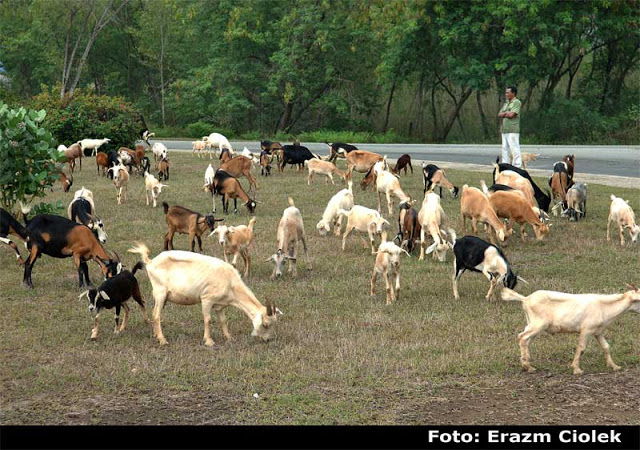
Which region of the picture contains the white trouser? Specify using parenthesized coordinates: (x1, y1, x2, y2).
(501, 133, 521, 168)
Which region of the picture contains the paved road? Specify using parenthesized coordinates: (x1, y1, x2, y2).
(156, 140, 639, 179)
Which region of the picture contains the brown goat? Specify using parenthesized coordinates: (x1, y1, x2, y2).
(205, 170, 257, 215)
(392, 154, 413, 176)
(564, 154, 575, 179)
(163, 202, 223, 252)
(396, 203, 421, 254)
(157, 158, 170, 181)
(260, 151, 272, 176)
(219, 156, 257, 193)
(345, 150, 384, 175)
(219, 148, 233, 164)
(96, 152, 109, 176)
(460, 185, 510, 244)
(486, 190, 550, 242)
(60, 143, 83, 173)
(59, 171, 73, 193)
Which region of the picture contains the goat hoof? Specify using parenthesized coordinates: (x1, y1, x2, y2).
(91, 334, 98, 341)
(611, 364, 621, 371)
(204, 340, 215, 347)
(572, 368, 584, 375)
(158, 339, 169, 346)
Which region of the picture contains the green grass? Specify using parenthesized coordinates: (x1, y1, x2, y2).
(1, 152, 638, 425)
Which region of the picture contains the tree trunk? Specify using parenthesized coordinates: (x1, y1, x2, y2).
(436, 87, 473, 142)
(476, 90, 490, 139)
(416, 74, 425, 137)
(285, 83, 331, 132)
(382, 80, 397, 134)
(279, 102, 293, 132)
(159, 19, 166, 127)
(430, 82, 439, 142)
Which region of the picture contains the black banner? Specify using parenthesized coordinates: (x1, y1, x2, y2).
(1, 425, 639, 449)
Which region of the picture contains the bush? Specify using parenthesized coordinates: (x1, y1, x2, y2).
(186, 121, 213, 139)
(29, 85, 141, 152)
(0, 102, 63, 211)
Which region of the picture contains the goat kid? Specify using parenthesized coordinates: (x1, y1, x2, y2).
(338, 205, 389, 254)
(607, 194, 640, 245)
(305, 159, 347, 185)
(210, 217, 256, 278)
(422, 163, 459, 198)
(163, 202, 223, 252)
(316, 179, 354, 236)
(563, 182, 587, 222)
(144, 171, 167, 208)
(107, 163, 130, 205)
(266, 197, 312, 279)
(371, 232, 410, 305)
(418, 192, 456, 262)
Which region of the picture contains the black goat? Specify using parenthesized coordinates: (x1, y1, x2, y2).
(326, 142, 358, 163)
(1, 207, 30, 263)
(69, 197, 108, 244)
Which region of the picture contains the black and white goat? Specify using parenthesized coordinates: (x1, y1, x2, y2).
(79, 261, 149, 340)
(68, 188, 107, 243)
(452, 235, 526, 300)
(0, 207, 30, 263)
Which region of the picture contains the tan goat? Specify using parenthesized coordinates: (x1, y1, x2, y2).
(418, 192, 456, 262)
(370, 232, 410, 305)
(163, 202, 223, 252)
(305, 159, 346, 185)
(502, 285, 640, 375)
(345, 150, 384, 174)
(210, 217, 256, 278)
(144, 171, 167, 208)
(486, 190, 550, 242)
(510, 152, 539, 169)
(266, 197, 312, 279)
(373, 159, 412, 215)
(607, 194, 640, 245)
(107, 163, 129, 205)
(460, 185, 510, 244)
(338, 205, 390, 254)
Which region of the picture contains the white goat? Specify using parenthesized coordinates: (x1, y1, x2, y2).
(205, 132, 234, 156)
(374, 159, 412, 215)
(418, 192, 456, 262)
(144, 171, 167, 208)
(79, 138, 111, 156)
(316, 180, 354, 236)
(210, 217, 256, 278)
(502, 285, 640, 375)
(128, 243, 279, 346)
(107, 163, 129, 205)
(370, 232, 410, 305)
(152, 142, 168, 162)
(305, 159, 347, 185)
(266, 197, 312, 279)
(607, 194, 640, 245)
(338, 205, 389, 254)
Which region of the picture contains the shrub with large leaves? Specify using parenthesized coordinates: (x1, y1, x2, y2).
(0, 102, 63, 210)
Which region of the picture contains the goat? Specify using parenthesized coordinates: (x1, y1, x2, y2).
(485, 190, 550, 242)
(144, 171, 167, 208)
(58, 143, 83, 172)
(260, 140, 284, 164)
(316, 179, 354, 236)
(96, 152, 109, 176)
(305, 159, 346, 185)
(152, 142, 168, 162)
(370, 232, 410, 305)
(141, 128, 155, 149)
(337, 205, 389, 254)
(374, 158, 412, 215)
(21, 209, 121, 288)
(210, 217, 256, 278)
(279, 144, 320, 172)
(260, 150, 272, 176)
(345, 150, 384, 176)
(493, 171, 536, 207)
(549, 160, 574, 215)
(129, 243, 279, 346)
(156, 157, 170, 181)
(58, 170, 73, 193)
(205, 132, 234, 156)
(501, 284, 640, 375)
(452, 235, 524, 300)
(192, 140, 209, 159)
(460, 185, 510, 244)
(563, 182, 587, 222)
(395, 202, 421, 255)
(106, 150, 120, 179)
(68, 189, 107, 243)
(418, 192, 456, 262)
(205, 170, 257, 215)
(219, 156, 257, 194)
(79, 138, 111, 157)
(422, 163, 459, 198)
(108, 163, 130, 205)
(607, 194, 640, 245)
(265, 197, 312, 279)
(0, 207, 30, 263)
(510, 152, 539, 169)
(493, 161, 551, 213)
(78, 261, 150, 340)
(481, 180, 550, 227)
(392, 154, 413, 176)
(163, 202, 223, 252)
(326, 142, 358, 163)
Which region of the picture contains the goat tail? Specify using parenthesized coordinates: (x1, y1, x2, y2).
(162, 201, 170, 214)
(610, 194, 616, 201)
(131, 261, 145, 276)
(500, 288, 526, 302)
(287, 196, 295, 207)
(128, 242, 152, 265)
(248, 217, 257, 231)
(480, 179, 488, 194)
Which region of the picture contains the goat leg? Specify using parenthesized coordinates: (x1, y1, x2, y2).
(91, 312, 100, 340)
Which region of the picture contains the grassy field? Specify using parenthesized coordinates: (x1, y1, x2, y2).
(1, 152, 638, 425)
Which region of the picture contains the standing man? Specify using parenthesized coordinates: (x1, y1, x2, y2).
(498, 86, 522, 167)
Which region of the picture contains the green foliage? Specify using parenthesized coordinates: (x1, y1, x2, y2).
(32, 199, 64, 215)
(186, 121, 214, 139)
(0, 102, 62, 210)
(30, 86, 141, 150)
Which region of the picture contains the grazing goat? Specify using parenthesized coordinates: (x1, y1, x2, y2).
(0, 207, 29, 263)
(144, 171, 167, 208)
(157, 157, 170, 181)
(210, 217, 256, 278)
(21, 210, 120, 288)
(79, 138, 111, 157)
(501, 284, 640, 375)
(337, 205, 389, 254)
(219, 148, 233, 164)
(152, 142, 168, 162)
(260, 150, 272, 176)
(58, 170, 73, 193)
(607, 194, 640, 245)
(563, 182, 587, 222)
(260, 140, 284, 164)
(452, 235, 523, 300)
(58, 143, 83, 172)
(219, 156, 257, 193)
(316, 179, 354, 236)
(370, 232, 410, 305)
(279, 144, 320, 171)
(205, 170, 257, 215)
(395, 202, 421, 254)
(68, 188, 107, 243)
(374, 159, 412, 215)
(422, 163, 459, 198)
(96, 152, 109, 176)
(418, 192, 456, 262)
(192, 140, 210, 159)
(326, 142, 358, 163)
(163, 202, 223, 252)
(108, 163, 130, 205)
(305, 159, 346, 185)
(266, 197, 312, 279)
(392, 154, 413, 175)
(493, 161, 551, 213)
(141, 129, 155, 149)
(549, 160, 574, 215)
(205, 132, 234, 156)
(485, 190, 550, 242)
(345, 150, 384, 176)
(79, 262, 150, 340)
(460, 185, 510, 244)
(511, 152, 539, 169)
(129, 243, 279, 346)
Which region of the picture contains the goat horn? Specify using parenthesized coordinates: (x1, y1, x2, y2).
(517, 276, 529, 284)
(78, 290, 90, 301)
(625, 283, 639, 291)
(112, 251, 121, 262)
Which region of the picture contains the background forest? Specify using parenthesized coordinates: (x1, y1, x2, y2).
(0, 0, 638, 144)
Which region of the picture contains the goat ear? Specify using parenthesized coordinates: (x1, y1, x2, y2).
(263, 255, 275, 263)
(265, 299, 274, 316)
(275, 307, 284, 315)
(99, 290, 110, 300)
(78, 290, 90, 301)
